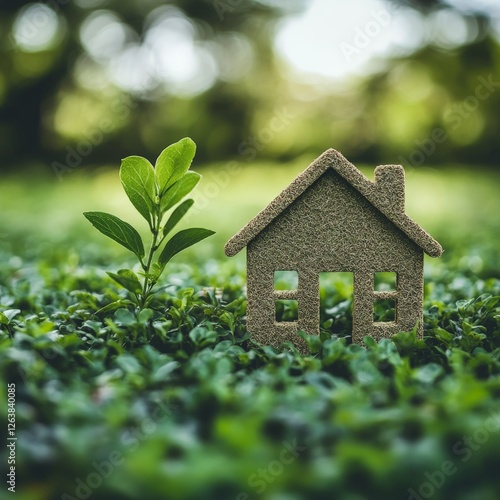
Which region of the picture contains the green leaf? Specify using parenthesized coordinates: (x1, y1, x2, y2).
(163, 199, 194, 237)
(120, 156, 156, 222)
(84, 212, 144, 258)
(116, 353, 141, 373)
(435, 327, 454, 344)
(107, 269, 142, 295)
(189, 327, 218, 347)
(158, 228, 215, 267)
(156, 137, 196, 195)
(363, 336, 378, 349)
(114, 308, 137, 326)
(414, 363, 444, 384)
(0, 312, 8, 325)
(4, 309, 20, 322)
(94, 300, 135, 317)
(137, 308, 154, 323)
(152, 361, 180, 382)
(161, 172, 201, 213)
(138, 262, 164, 282)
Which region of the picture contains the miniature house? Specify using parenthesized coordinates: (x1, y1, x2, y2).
(225, 149, 443, 352)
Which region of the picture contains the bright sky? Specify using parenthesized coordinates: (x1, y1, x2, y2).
(274, 0, 500, 82)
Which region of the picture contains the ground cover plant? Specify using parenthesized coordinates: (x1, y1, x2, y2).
(1, 164, 500, 500)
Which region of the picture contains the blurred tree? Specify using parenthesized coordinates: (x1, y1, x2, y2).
(1, 0, 500, 172)
(0, 0, 306, 171)
(263, 0, 500, 168)
(360, 0, 500, 166)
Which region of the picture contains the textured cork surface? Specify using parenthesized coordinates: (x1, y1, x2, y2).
(225, 149, 443, 353)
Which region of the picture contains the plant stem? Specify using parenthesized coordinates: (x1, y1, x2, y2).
(140, 212, 160, 308)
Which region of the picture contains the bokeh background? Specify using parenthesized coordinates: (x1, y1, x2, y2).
(1, 0, 500, 267)
(2, 3, 500, 500)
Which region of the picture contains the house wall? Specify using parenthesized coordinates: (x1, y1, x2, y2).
(246, 169, 424, 351)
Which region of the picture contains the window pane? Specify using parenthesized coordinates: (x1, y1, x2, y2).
(275, 299, 298, 322)
(274, 270, 298, 290)
(373, 298, 396, 322)
(374, 272, 397, 291)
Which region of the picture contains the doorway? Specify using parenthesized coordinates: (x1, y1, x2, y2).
(319, 272, 353, 339)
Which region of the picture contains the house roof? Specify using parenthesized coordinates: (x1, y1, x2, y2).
(224, 149, 444, 258)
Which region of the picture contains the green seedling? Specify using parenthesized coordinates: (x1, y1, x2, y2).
(84, 137, 214, 308)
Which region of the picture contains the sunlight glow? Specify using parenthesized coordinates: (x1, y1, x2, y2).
(446, 0, 500, 16)
(12, 4, 63, 52)
(275, 0, 500, 82)
(80, 11, 131, 62)
(275, 0, 422, 81)
(146, 9, 217, 96)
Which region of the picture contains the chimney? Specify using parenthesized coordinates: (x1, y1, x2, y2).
(374, 165, 405, 213)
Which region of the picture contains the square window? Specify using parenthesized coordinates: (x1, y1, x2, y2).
(275, 299, 298, 322)
(274, 271, 298, 291)
(374, 272, 397, 291)
(373, 298, 396, 322)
